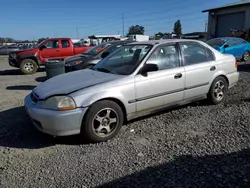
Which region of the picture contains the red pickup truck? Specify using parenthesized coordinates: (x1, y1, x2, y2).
(8, 38, 93, 74)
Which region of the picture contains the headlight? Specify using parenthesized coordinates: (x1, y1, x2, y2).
(39, 96, 76, 111)
(65, 61, 82, 67)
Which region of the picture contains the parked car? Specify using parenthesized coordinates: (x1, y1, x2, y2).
(65, 40, 133, 72)
(25, 39, 239, 142)
(0, 45, 19, 55)
(8, 38, 93, 74)
(206, 37, 250, 61)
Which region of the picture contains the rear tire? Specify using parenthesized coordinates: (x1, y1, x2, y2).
(81, 100, 124, 143)
(207, 76, 228, 105)
(20, 59, 38, 74)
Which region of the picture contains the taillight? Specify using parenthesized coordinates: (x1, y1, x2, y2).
(235, 60, 238, 69)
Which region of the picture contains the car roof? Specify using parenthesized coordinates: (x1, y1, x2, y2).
(211, 37, 244, 40)
(108, 40, 134, 44)
(125, 39, 205, 46)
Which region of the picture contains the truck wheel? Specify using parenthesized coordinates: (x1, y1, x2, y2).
(207, 76, 228, 105)
(20, 59, 38, 74)
(81, 100, 124, 143)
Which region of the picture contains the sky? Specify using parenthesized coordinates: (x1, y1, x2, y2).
(0, 0, 237, 40)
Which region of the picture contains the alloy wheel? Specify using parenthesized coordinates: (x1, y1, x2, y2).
(24, 62, 34, 72)
(214, 80, 225, 101)
(92, 108, 118, 137)
(244, 51, 249, 61)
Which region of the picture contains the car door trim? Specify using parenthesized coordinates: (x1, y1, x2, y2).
(128, 82, 209, 103)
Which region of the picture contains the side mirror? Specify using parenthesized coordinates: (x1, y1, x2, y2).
(223, 44, 229, 48)
(101, 51, 110, 58)
(39, 45, 46, 50)
(139, 63, 158, 75)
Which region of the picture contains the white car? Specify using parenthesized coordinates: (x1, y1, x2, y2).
(25, 39, 239, 142)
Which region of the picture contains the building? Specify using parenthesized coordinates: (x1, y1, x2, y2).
(182, 32, 207, 41)
(88, 35, 121, 45)
(202, 0, 250, 38)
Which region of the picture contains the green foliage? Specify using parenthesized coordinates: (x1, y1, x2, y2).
(127, 25, 145, 36)
(173, 20, 182, 37)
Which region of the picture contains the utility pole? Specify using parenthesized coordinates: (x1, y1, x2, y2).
(122, 13, 125, 37)
(76, 26, 79, 39)
(205, 21, 208, 33)
(205, 21, 208, 40)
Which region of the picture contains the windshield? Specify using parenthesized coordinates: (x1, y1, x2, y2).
(93, 44, 152, 75)
(83, 42, 111, 55)
(35, 40, 46, 48)
(206, 38, 227, 47)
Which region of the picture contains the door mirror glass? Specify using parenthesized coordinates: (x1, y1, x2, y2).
(39, 45, 46, 50)
(140, 63, 158, 74)
(223, 44, 229, 48)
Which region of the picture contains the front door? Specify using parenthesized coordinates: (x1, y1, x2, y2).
(40, 39, 61, 60)
(134, 44, 185, 112)
(178, 42, 218, 99)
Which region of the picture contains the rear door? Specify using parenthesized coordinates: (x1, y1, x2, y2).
(40, 39, 61, 60)
(178, 42, 217, 99)
(59, 39, 74, 58)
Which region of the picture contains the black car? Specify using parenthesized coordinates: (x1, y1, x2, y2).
(65, 40, 133, 72)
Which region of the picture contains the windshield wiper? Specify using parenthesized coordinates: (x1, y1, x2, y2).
(95, 67, 115, 74)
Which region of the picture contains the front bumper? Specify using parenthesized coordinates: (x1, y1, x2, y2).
(8, 57, 19, 68)
(24, 94, 88, 136)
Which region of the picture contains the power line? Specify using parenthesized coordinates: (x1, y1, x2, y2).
(84, 17, 206, 35)
(76, 0, 205, 30)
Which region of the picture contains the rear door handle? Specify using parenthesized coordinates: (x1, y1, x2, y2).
(210, 66, 216, 71)
(174, 73, 182, 79)
(56, 50, 60, 52)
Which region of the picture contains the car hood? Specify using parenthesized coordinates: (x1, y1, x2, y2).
(33, 69, 123, 100)
(16, 48, 38, 55)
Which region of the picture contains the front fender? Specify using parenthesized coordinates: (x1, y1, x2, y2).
(70, 84, 136, 115)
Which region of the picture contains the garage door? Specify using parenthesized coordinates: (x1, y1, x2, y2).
(216, 11, 245, 37)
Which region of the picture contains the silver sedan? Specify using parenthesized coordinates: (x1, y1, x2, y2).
(25, 39, 239, 142)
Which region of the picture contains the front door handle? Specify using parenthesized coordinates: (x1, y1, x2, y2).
(174, 73, 182, 79)
(210, 66, 216, 71)
(56, 50, 60, 52)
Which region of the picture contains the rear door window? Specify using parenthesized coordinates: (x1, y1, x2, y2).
(62, 40, 70, 48)
(179, 42, 214, 65)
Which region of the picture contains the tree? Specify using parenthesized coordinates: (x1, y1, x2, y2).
(37, 37, 49, 44)
(173, 20, 182, 37)
(155, 32, 164, 38)
(0, 38, 5, 44)
(6, 39, 13, 43)
(127, 25, 145, 36)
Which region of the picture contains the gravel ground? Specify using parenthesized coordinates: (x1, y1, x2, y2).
(0, 57, 250, 188)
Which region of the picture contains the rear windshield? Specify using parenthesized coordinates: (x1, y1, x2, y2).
(83, 43, 111, 55)
(206, 38, 227, 47)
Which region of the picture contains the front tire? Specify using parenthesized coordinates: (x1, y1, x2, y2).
(82, 100, 124, 143)
(207, 76, 228, 105)
(20, 59, 38, 74)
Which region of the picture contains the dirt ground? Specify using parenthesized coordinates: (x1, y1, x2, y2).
(0, 56, 250, 188)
